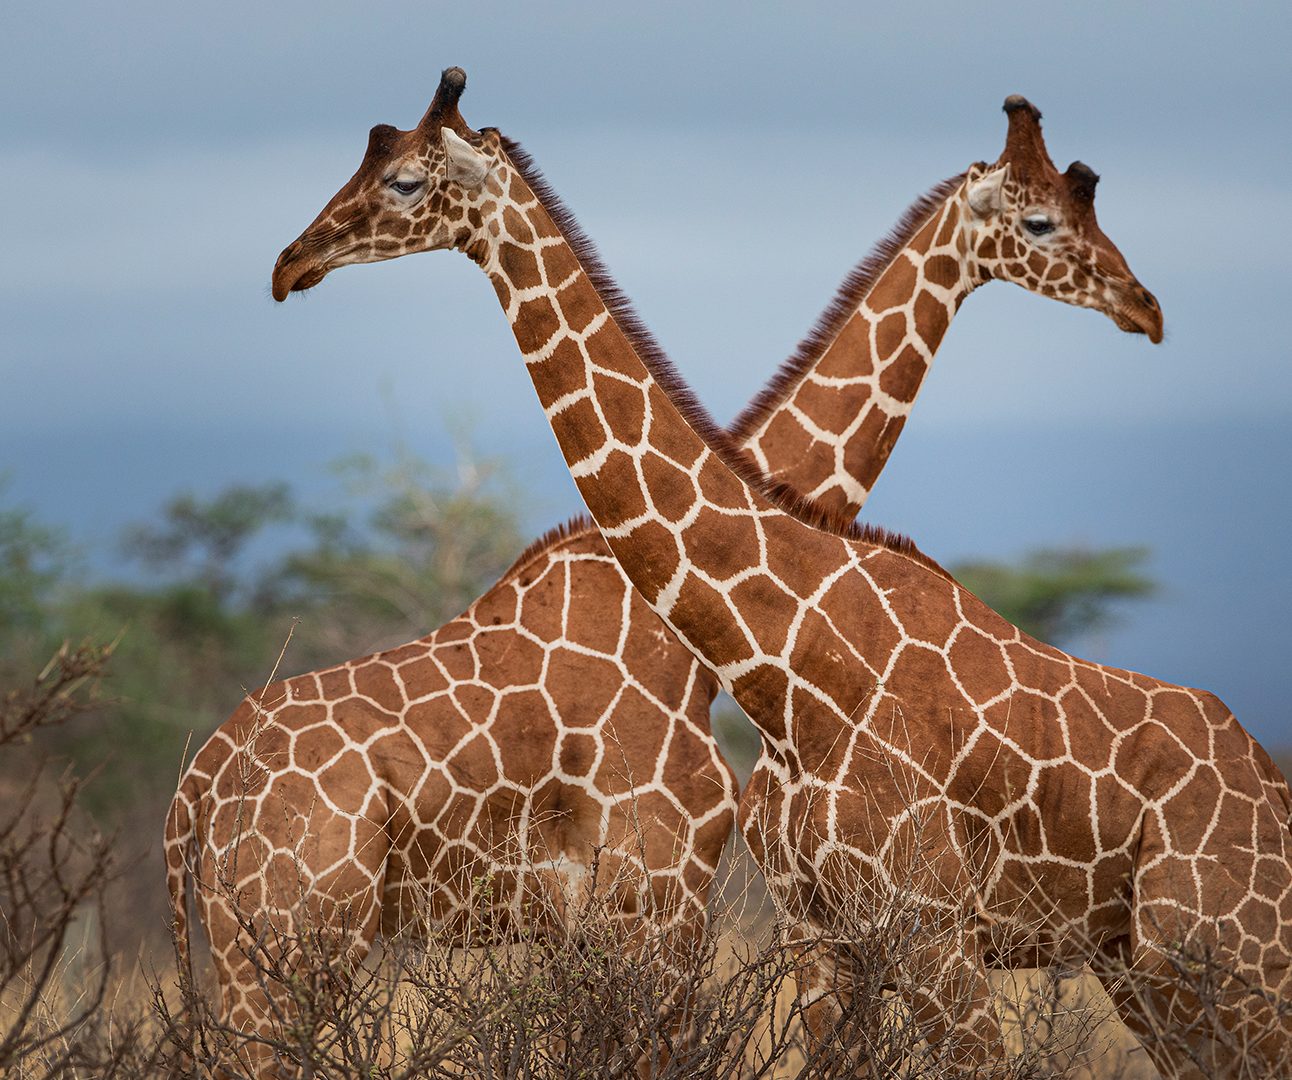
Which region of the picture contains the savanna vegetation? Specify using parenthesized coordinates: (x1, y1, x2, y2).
(3, 452, 1282, 1076)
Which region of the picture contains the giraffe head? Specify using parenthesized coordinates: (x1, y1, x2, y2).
(962, 96, 1163, 343)
(272, 67, 508, 300)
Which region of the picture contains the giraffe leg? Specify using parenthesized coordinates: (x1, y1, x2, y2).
(900, 934, 1003, 1078)
(792, 931, 1003, 1078)
(1094, 965, 1208, 1080)
(1101, 818, 1292, 1079)
(196, 771, 392, 1079)
(792, 941, 872, 1075)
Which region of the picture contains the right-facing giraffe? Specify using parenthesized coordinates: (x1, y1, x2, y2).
(171, 77, 1165, 1070)
(271, 74, 1292, 1076)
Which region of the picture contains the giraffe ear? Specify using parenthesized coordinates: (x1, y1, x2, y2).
(967, 165, 1009, 218)
(442, 128, 492, 190)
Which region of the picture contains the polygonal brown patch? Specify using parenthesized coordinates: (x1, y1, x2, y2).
(754, 409, 815, 471)
(548, 395, 608, 467)
(922, 254, 961, 290)
(793, 379, 857, 436)
(499, 242, 541, 290)
(724, 573, 798, 658)
(564, 561, 630, 654)
(557, 730, 599, 778)
(682, 507, 761, 583)
(697, 452, 758, 511)
(591, 370, 647, 444)
(319, 750, 374, 815)
(319, 667, 354, 700)
(542, 242, 580, 287)
(449, 684, 496, 727)
(788, 607, 871, 716)
(1161, 766, 1223, 854)
(291, 724, 346, 772)
(502, 205, 535, 245)
(491, 695, 557, 784)
(512, 296, 561, 355)
(1040, 765, 1097, 863)
(432, 639, 476, 683)
(948, 626, 1013, 706)
(600, 711, 667, 790)
(913, 290, 949, 349)
(879, 561, 961, 646)
(819, 568, 902, 664)
(558, 276, 604, 336)
(641, 451, 697, 523)
(584, 320, 638, 377)
(731, 666, 788, 743)
(545, 651, 624, 728)
(984, 690, 1061, 744)
(670, 574, 752, 668)
(645, 385, 705, 468)
(475, 627, 545, 687)
(607, 519, 678, 602)
(531, 337, 587, 409)
(874, 311, 908, 363)
(815, 313, 872, 379)
(1074, 666, 1149, 732)
(872, 254, 918, 310)
(878, 346, 926, 403)
(356, 661, 405, 714)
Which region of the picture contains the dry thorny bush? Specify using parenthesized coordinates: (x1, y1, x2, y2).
(1, 644, 1288, 1077)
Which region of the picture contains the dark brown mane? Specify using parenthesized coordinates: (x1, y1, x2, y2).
(496, 514, 598, 585)
(495, 133, 954, 584)
(727, 172, 966, 445)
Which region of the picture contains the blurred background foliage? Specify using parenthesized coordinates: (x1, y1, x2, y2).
(0, 452, 1190, 954)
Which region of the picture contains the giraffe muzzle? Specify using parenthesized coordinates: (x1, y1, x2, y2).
(271, 241, 326, 301)
(1108, 281, 1164, 343)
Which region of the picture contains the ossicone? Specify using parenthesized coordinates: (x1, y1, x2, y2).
(1064, 160, 1100, 202)
(999, 92, 1056, 181)
(1002, 95, 1042, 122)
(419, 65, 477, 138)
(365, 123, 398, 159)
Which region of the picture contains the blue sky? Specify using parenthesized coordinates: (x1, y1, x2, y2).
(2, 2, 1290, 746)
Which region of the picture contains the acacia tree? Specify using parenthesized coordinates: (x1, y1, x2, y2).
(950, 545, 1155, 647)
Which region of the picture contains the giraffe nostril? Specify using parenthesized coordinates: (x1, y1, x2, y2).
(1138, 287, 1158, 310)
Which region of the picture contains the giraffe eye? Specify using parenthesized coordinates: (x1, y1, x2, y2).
(1024, 217, 1055, 237)
(389, 178, 424, 196)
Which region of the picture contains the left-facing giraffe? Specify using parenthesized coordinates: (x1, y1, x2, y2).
(168, 69, 1163, 1073)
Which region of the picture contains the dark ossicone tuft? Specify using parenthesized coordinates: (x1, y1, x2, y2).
(727, 173, 965, 446)
(438, 67, 467, 102)
(1065, 160, 1100, 201)
(1002, 95, 1042, 121)
(366, 124, 399, 159)
(496, 133, 954, 583)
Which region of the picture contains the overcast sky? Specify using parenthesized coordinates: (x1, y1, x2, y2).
(2, 2, 1290, 745)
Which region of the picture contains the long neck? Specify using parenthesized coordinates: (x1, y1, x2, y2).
(475, 151, 855, 740)
(731, 177, 977, 522)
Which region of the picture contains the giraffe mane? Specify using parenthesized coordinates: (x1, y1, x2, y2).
(496, 134, 955, 585)
(726, 171, 967, 445)
(496, 513, 598, 585)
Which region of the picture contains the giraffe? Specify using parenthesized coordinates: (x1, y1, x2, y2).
(265, 71, 1292, 1076)
(169, 76, 1165, 1070)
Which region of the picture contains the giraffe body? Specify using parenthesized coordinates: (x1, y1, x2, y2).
(166, 524, 733, 1041)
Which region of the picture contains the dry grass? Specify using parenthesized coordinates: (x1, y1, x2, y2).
(4, 645, 1290, 1077)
